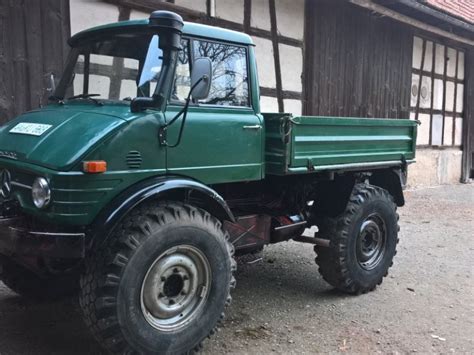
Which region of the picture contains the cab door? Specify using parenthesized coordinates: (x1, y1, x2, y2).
(165, 38, 263, 184)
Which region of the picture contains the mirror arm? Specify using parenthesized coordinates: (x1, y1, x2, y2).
(158, 76, 205, 147)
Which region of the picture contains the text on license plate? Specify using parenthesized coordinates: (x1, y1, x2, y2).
(9, 122, 53, 136)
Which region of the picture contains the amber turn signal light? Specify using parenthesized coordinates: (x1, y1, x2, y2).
(83, 161, 107, 173)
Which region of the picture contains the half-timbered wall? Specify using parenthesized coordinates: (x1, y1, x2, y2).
(68, 0, 473, 186)
(304, 0, 472, 186)
(69, 0, 305, 115)
(0, 0, 70, 123)
(408, 33, 469, 186)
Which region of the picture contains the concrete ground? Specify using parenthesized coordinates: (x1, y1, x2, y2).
(0, 184, 473, 354)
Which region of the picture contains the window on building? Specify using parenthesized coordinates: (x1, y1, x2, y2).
(171, 39, 191, 103)
(410, 36, 465, 146)
(65, 33, 162, 101)
(193, 39, 250, 107)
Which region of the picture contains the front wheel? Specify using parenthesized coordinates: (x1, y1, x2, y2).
(314, 184, 399, 294)
(79, 202, 236, 354)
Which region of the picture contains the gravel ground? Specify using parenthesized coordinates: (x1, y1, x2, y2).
(0, 184, 472, 354)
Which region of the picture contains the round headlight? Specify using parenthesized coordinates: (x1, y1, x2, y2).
(32, 177, 51, 209)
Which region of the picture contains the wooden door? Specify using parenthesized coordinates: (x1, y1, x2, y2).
(0, 0, 70, 123)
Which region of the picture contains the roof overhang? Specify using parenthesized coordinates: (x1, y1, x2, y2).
(350, 0, 474, 47)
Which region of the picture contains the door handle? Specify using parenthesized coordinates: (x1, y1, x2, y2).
(243, 125, 262, 130)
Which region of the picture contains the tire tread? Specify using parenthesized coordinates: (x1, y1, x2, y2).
(79, 201, 236, 354)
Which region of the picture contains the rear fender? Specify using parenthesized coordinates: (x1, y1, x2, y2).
(369, 168, 406, 206)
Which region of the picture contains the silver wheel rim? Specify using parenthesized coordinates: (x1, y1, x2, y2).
(356, 213, 387, 270)
(140, 245, 212, 331)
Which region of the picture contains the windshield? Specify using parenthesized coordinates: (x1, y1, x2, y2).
(55, 31, 163, 101)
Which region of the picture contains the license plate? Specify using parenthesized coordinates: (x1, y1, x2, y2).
(9, 122, 53, 136)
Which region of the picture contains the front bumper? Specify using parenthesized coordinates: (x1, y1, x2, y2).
(0, 202, 85, 259)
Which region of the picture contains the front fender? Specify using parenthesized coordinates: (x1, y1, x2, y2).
(88, 175, 235, 248)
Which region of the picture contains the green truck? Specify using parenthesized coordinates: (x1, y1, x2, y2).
(0, 11, 417, 354)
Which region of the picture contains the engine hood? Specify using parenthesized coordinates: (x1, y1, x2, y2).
(0, 104, 135, 171)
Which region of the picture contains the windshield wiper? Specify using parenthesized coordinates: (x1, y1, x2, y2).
(66, 93, 103, 106)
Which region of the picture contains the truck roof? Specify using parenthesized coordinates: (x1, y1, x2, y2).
(69, 19, 254, 46)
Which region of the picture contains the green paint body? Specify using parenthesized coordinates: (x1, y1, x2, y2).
(0, 19, 417, 227)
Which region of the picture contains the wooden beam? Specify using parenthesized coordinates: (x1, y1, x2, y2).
(461, 48, 473, 182)
(206, 0, 211, 17)
(104, 0, 303, 48)
(414, 38, 426, 121)
(243, 0, 251, 34)
(109, 6, 132, 99)
(108, 0, 207, 19)
(441, 45, 448, 145)
(429, 41, 436, 145)
(411, 68, 463, 84)
(76, 62, 138, 82)
(269, 0, 283, 112)
(409, 107, 463, 118)
(260, 87, 302, 100)
(452, 50, 459, 146)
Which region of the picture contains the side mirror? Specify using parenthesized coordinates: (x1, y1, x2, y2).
(191, 58, 212, 100)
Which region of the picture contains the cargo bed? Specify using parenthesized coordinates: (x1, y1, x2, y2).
(264, 114, 418, 175)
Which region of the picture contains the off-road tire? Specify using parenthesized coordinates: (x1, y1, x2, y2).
(79, 201, 236, 354)
(314, 183, 399, 294)
(0, 259, 79, 300)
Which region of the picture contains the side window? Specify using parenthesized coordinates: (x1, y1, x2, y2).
(193, 40, 250, 107)
(171, 39, 191, 102)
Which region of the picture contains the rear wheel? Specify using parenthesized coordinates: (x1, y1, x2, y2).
(314, 184, 399, 294)
(79, 201, 236, 354)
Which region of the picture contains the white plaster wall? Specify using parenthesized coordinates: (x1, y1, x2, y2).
(412, 37, 433, 72)
(416, 113, 430, 145)
(284, 99, 302, 116)
(70, 0, 305, 114)
(275, 0, 304, 40)
(215, 0, 244, 24)
(130, 10, 149, 20)
(457, 52, 465, 80)
(408, 148, 463, 187)
(454, 117, 463, 145)
(70, 0, 119, 35)
(412, 36, 422, 69)
(175, 0, 206, 13)
(279, 44, 302, 92)
(434, 44, 445, 75)
(446, 47, 457, 78)
(252, 36, 276, 88)
(251, 0, 271, 31)
(260, 96, 278, 113)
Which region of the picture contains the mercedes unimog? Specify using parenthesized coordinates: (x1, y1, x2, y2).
(0, 11, 417, 354)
